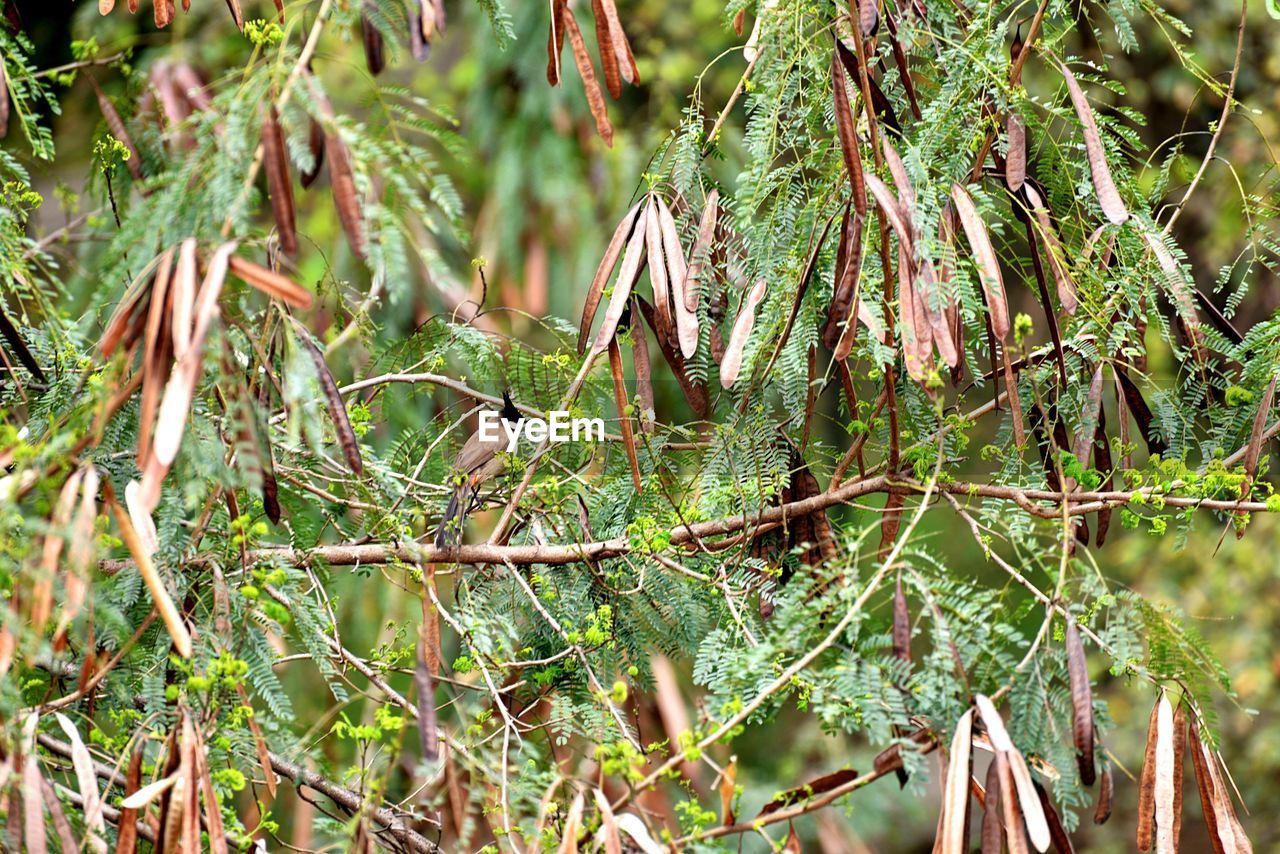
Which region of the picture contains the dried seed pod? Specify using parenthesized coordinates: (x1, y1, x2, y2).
(262, 104, 298, 256)
(1059, 62, 1129, 225)
(547, 0, 567, 85)
(892, 576, 910, 662)
(580, 201, 643, 353)
(655, 195, 698, 358)
(1006, 111, 1026, 192)
(950, 184, 1009, 342)
(1115, 368, 1169, 457)
(938, 709, 973, 854)
(1033, 781, 1075, 854)
(1187, 715, 1228, 854)
(631, 305, 655, 432)
(607, 337, 643, 492)
(1240, 376, 1277, 501)
(644, 198, 675, 348)
(827, 209, 868, 360)
(300, 117, 326, 188)
(137, 248, 176, 471)
(0, 51, 8, 138)
(597, 0, 638, 84)
(856, 0, 879, 36)
(758, 768, 860, 816)
(1094, 763, 1114, 824)
(1021, 182, 1077, 315)
(155, 0, 175, 27)
(1071, 364, 1106, 475)
(832, 43, 866, 211)
(982, 752, 1005, 853)
(100, 0, 116, 12)
(1143, 230, 1201, 350)
(591, 211, 649, 355)
(1154, 694, 1176, 853)
(1137, 697, 1161, 851)
(361, 12, 385, 76)
(562, 7, 613, 146)
(720, 277, 767, 388)
(682, 189, 718, 313)
(636, 295, 710, 419)
(228, 256, 313, 308)
(590, 0, 622, 99)
(1172, 704, 1187, 850)
(1065, 619, 1096, 786)
(996, 751, 1029, 854)
(224, 0, 243, 30)
(326, 128, 366, 258)
(295, 326, 364, 477)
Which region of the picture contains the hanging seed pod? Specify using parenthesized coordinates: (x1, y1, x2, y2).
(608, 337, 643, 492)
(635, 295, 710, 419)
(631, 304, 655, 433)
(1153, 693, 1177, 853)
(720, 278, 767, 388)
(100, 0, 116, 13)
(326, 128, 366, 258)
(1065, 619, 1096, 786)
(1071, 364, 1106, 476)
(1094, 764, 1114, 824)
(681, 189, 718, 313)
(547, 0, 567, 85)
(295, 326, 364, 477)
(1033, 781, 1075, 854)
(597, 0, 638, 84)
(975, 695, 1050, 853)
(137, 248, 176, 471)
(154, 0, 175, 28)
(1239, 375, 1277, 503)
(1021, 183, 1078, 315)
(1094, 406, 1114, 545)
(579, 201, 644, 353)
(409, 8, 431, 61)
(1172, 703, 1187, 850)
(1006, 111, 1026, 192)
(228, 256, 313, 308)
(300, 117, 326, 188)
(1059, 62, 1129, 225)
(0, 50, 8, 138)
(361, 11, 385, 76)
(1143, 230, 1202, 350)
(996, 751, 1030, 854)
(950, 184, 1009, 342)
(656, 197, 699, 359)
(1137, 697, 1161, 851)
(590, 0, 622, 99)
(262, 104, 298, 256)
(1115, 368, 1169, 457)
(832, 44, 866, 209)
(892, 576, 910, 662)
(223, 0, 243, 30)
(982, 752, 1005, 853)
(562, 7, 613, 146)
(856, 0, 879, 36)
(937, 709, 973, 854)
(591, 212, 649, 355)
(644, 197, 675, 349)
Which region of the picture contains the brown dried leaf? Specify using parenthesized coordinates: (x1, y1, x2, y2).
(1065, 620, 1095, 786)
(228, 255, 313, 308)
(562, 8, 613, 146)
(579, 202, 642, 354)
(1059, 62, 1129, 225)
(720, 277, 767, 388)
(262, 105, 298, 256)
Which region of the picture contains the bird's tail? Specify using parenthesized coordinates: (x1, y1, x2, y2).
(434, 480, 470, 547)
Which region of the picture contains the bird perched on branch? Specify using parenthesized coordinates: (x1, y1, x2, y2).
(435, 392, 523, 547)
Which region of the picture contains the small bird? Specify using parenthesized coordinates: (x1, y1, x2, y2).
(434, 392, 523, 547)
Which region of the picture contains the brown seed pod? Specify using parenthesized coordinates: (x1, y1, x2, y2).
(1239, 375, 1277, 502)
(562, 7, 613, 146)
(825, 207, 866, 359)
(1172, 703, 1187, 850)
(137, 249, 176, 471)
(982, 752, 1005, 853)
(547, 0, 567, 85)
(262, 104, 298, 256)
(1153, 694, 1177, 853)
(631, 304, 655, 433)
(655, 195, 698, 359)
(228, 256, 313, 308)
(1006, 111, 1026, 192)
(100, 0, 116, 12)
(1071, 364, 1106, 475)
(295, 326, 364, 477)
(1033, 781, 1075, 854)
(720, 277, 767, 389)
(1021, 182, 1077, 315)
(1065, 619, 1095, 786)
(937, 709, 973, 854)
(590, 0, 622, 99)
(644, 198, 675, 350)
(300, 117, 326, 188)
(154, 0, 175, 28)
(892, 576, 910, 663)
(635, 295, 710, 419)
(597, 0, 638, 84)
(1059, 62, 1129, 225)
(1094, 763, 1114, 824)
(591, 211, 649, 355)
(361, 12, 385, 76)
(1115, 367, 1169, 457)
(682, 188, 718, 313)
(90, 77, 144, 182)
(832, 43, 866, 212)
(325, 129, 366, 258)
(995, 751, 1029, 854)
(856, 0, 879, 36)
(608, 337, 643, 492)
(950, 184, 1009, 342)
(1187, 716, 1227, 854)
(223, 0, 243, 30)
(1137, 697, 1161, 851)
(579, 201, 643, 354)
(758, 768, 860, 816)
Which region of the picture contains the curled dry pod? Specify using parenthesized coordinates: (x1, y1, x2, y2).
(682, 188, 718, 313)
(1137, 696, 1161, 851)
(591, 211, 649, 355)
(1006, 111, 1026, 192)
(607, 336, 643, 492)
(300, 117, 326, 188)
(656, 195, 699, 358)
(361, 11, 385, 76)
(228, 256, 313, 308)
(938, 709, 973, 854)
(1065, 619, 1096, 786)
(562, 6, 614, 146)
(262, 104, 298, 256)
(720, 277, 767, 389)
(294, 324, 364, 477)
(580, 201, 643, 353)
(758, 768, 860, 816)
(1059, 62, 1129, 225)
